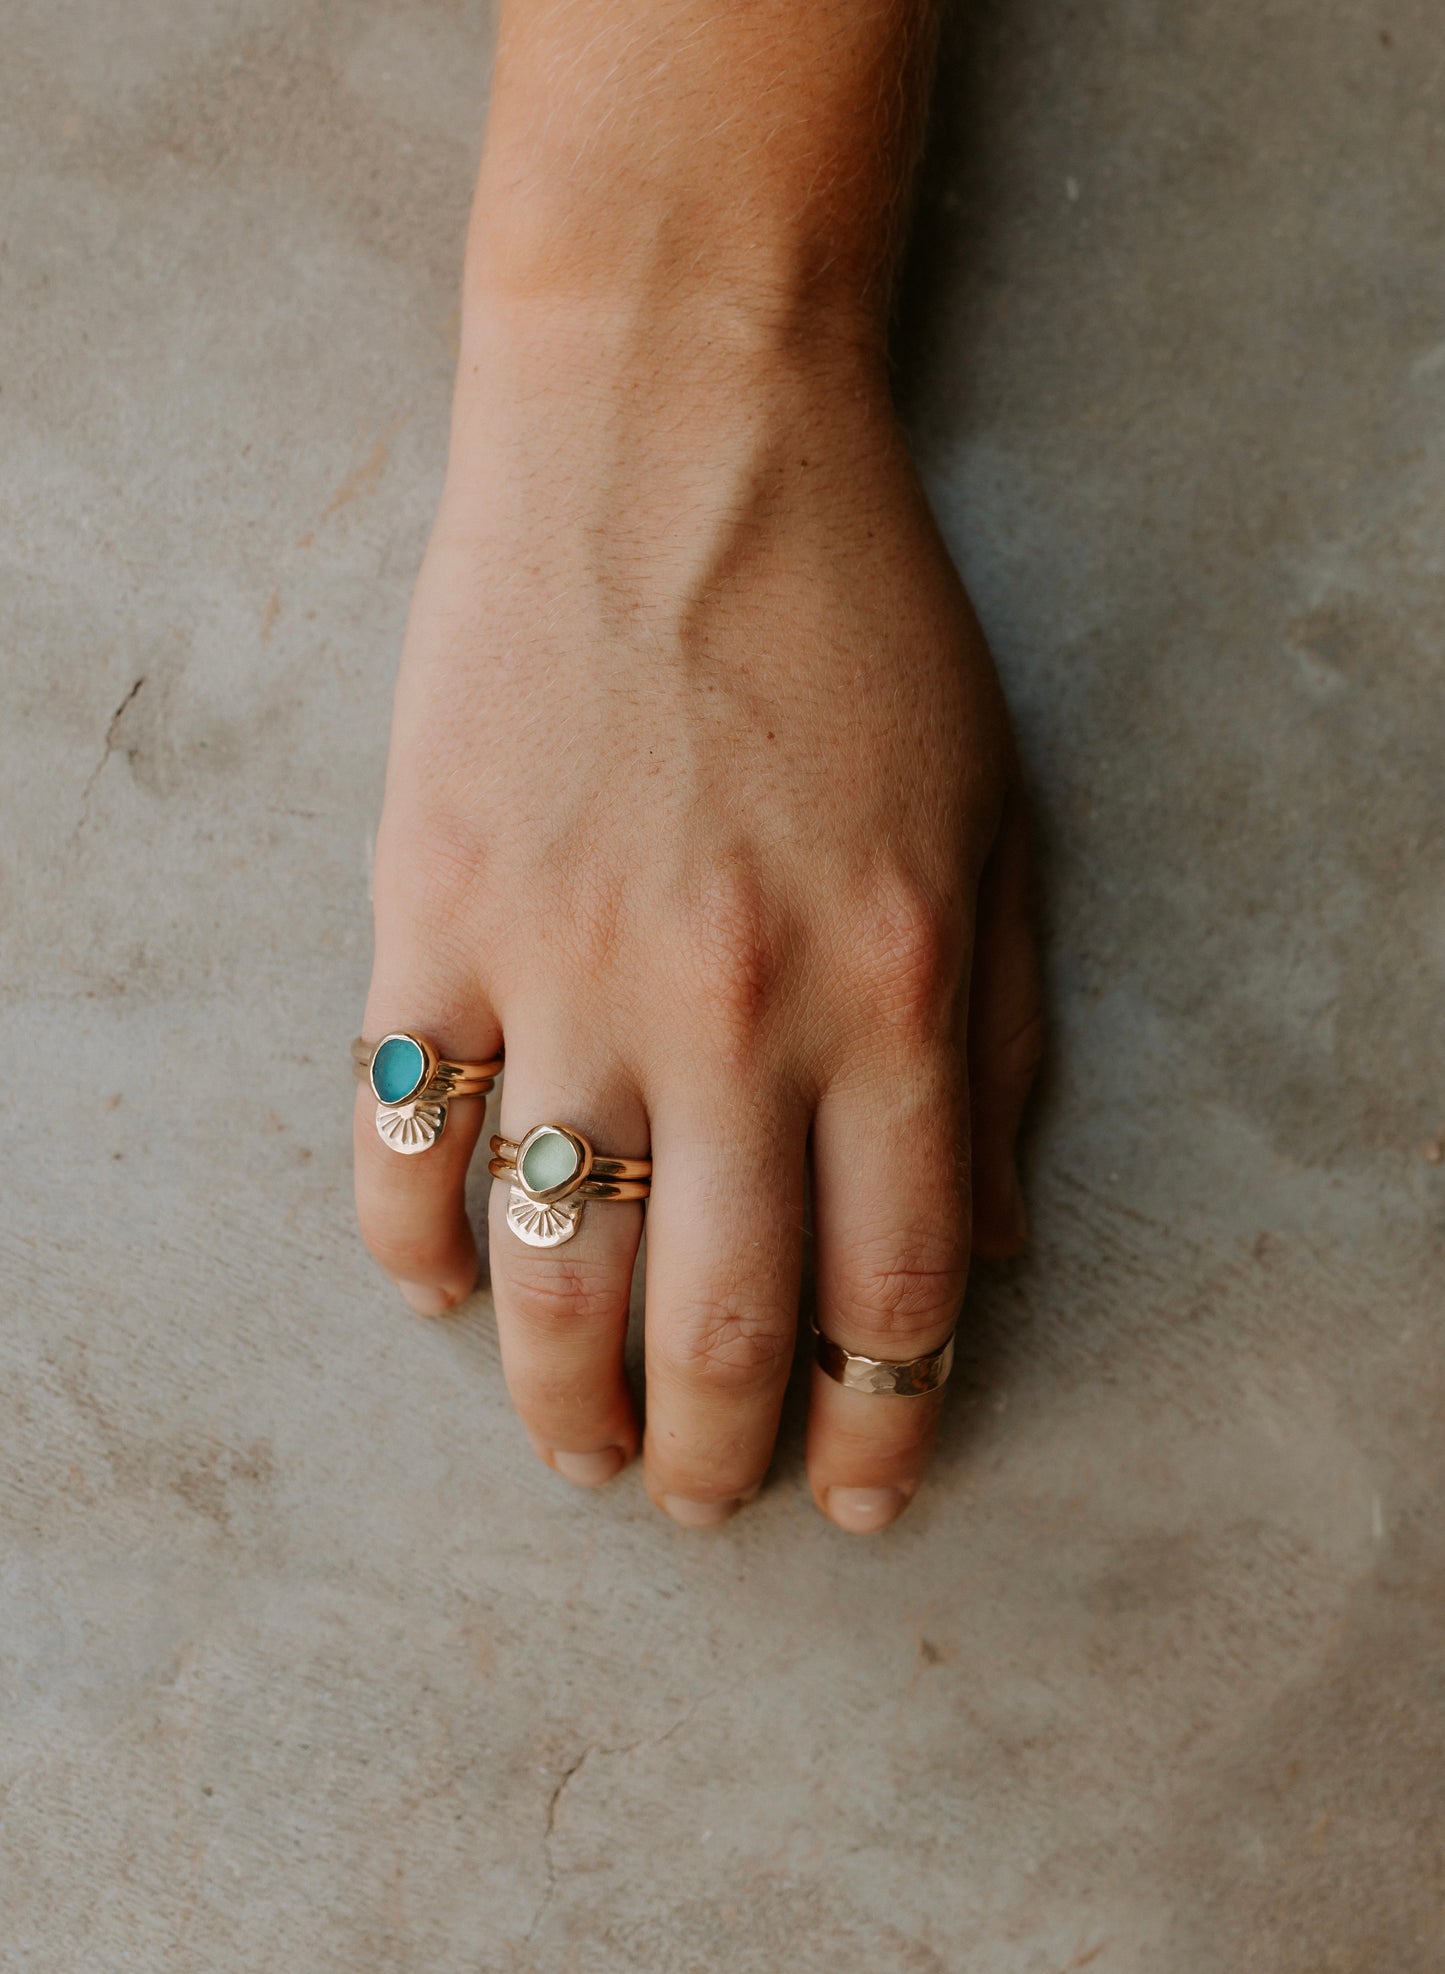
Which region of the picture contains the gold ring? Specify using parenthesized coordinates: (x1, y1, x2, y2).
(353, 1031, 503, 1155)
(489, 1124, 651, 1247)
(811, 1317, 955, 1396)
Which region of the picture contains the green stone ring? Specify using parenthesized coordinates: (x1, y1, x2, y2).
(352, 1032, 503, 1155)
(488, 1125, 652, 1247)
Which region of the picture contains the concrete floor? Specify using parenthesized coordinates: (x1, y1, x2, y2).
(3, 2, 1442, 1968)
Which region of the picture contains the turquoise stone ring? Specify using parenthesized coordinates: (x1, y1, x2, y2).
(351, 1031, 503, 1155)
(370, 1034, 427, 1106)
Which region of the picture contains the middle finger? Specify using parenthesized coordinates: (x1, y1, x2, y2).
(488, 1015, 649, 1488)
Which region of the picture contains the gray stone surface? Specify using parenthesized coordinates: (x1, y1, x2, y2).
(3, 2, 1441, 1968)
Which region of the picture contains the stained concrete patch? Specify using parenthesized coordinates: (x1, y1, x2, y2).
(2, 2, 1442, 1970)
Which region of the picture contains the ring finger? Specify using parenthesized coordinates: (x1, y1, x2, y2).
(806, 1045, 971, 1533)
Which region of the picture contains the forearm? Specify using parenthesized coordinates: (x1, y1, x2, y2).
(466, 0, 942, 349)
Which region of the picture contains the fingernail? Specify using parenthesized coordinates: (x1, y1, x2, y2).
(826, 1486, 908, 1534)
(397, 1280, 453, 1317)
(553, 1447, 626, 1487)
(661, 1494, 743, 1528)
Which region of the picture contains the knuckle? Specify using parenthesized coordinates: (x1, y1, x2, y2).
(374, 811, 491, 953)
(676, 859, 784, 1047)
(850, 875, 961, 1042)
(662, 1294, 795, 1394)
(358, 1220, 446, 1280)
(499, 1252, 626, 1335)
(558, 864, 628, 978)
(835, 1230, 967, 1344)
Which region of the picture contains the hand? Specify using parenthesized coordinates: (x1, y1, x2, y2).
(354, 298, 1041, 1532)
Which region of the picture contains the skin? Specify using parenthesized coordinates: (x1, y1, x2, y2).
(355, 0, 1043, 1533)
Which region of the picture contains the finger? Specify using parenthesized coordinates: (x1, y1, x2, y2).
(353, 985, 500, 1317)
(968, 788, 1044, 1259)
(807, 1046, 970, 1534)
(641, 1077, 809, 1526)
(488, 1020, 647, 1488)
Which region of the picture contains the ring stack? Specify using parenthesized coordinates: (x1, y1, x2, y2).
(489, 1124, 651, 1247)
(353, 1032, 503, 1154)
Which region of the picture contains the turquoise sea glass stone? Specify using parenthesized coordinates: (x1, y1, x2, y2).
(520, 1129, 580, 1193)
(372, 1034, 426, 1106)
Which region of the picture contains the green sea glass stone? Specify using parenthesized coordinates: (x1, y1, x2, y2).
(372, 1034, 426, 1105)
(520, 1129, 580, 1193)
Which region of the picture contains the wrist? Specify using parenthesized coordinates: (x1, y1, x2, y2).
(441, 212, 912, 602)
(462, 172, 890, 378)
(455, 172, 897, 463)
(446, 276, 899, 523)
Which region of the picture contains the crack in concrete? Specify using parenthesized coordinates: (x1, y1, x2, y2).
(523, 1698, 713, 1952)
(76, 675, 145, 828)
(523, 1742, 598, 1951)
(544, 1741, 595, 1842)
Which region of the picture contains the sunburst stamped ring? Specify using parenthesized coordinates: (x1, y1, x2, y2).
(488, 1124, 651, 1248)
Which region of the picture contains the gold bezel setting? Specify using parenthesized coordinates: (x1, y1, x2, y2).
(368, 1030, 436, 1108)
(513, 1123, 593, 1204)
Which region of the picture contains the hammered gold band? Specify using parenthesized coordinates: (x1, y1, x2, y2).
(811, 1317, 955, 1396)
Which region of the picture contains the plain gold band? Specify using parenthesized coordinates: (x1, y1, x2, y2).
(811, 1318, 955, 1397)
(489, 1136, 651, 1181)
(487, 1157, 651, 1201)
